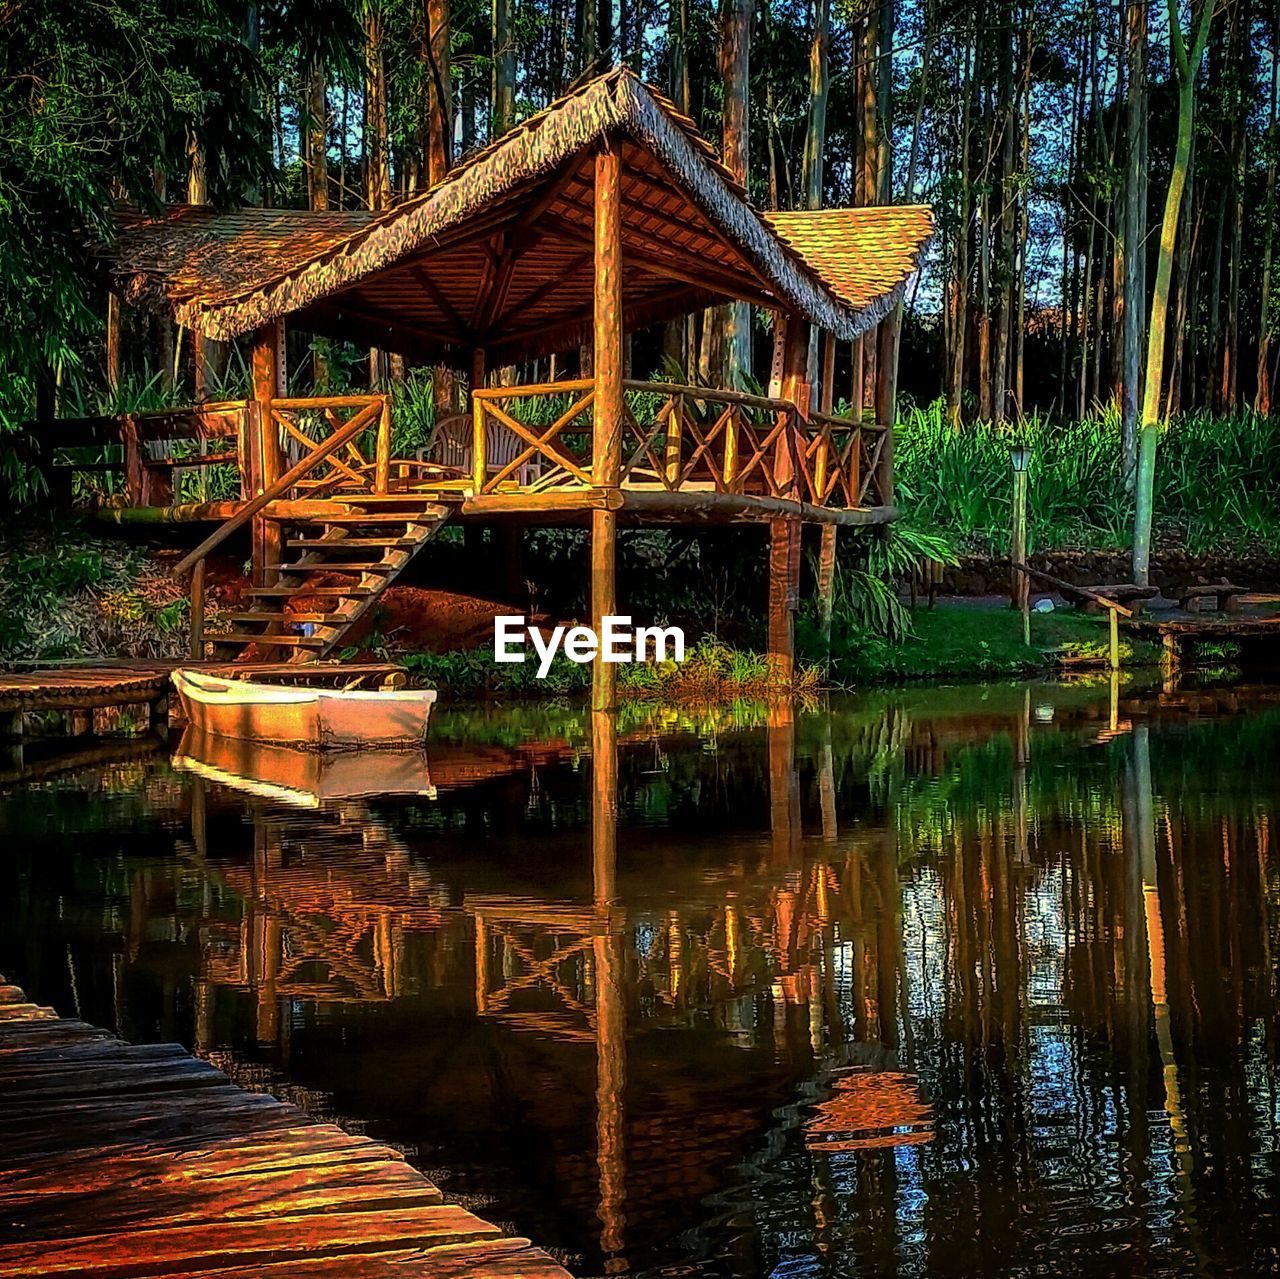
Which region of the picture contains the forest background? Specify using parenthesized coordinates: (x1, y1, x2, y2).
(1, 0, 1279, 663)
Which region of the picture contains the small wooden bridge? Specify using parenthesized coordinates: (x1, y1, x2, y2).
(0, 977, 567, 1279)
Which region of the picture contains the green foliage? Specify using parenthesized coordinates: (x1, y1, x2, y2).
(896, 400, 1280, 555)
(0, 518, 188, 660)
(812, 522, 959, 643)
(1, 0, 269, 440)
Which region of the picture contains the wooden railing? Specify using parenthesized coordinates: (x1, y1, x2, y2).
(469, 380, 889, 508)
(269, 395, 392, 498)
(31, 402, 246, 507)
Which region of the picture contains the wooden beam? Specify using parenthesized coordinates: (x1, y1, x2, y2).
(409, 265, 472, 339)
(327, 296, 459, 350)
(541, 212, 775, 306)
(483, 252, 592, 337)
(619, 489, 895, 525)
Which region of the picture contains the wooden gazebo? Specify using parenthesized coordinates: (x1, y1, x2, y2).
(71, 68, 932, 701)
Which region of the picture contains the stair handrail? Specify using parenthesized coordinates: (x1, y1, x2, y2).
(172, 399, 384, 583)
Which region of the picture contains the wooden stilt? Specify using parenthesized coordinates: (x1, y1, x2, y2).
(591, 145, 623, 713)
(766, 312, 811, 682)
(768, 517, 798, 683)
(818, 524, 837, 659)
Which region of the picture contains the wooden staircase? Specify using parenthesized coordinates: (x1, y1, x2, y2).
(212, 497, 454, 663)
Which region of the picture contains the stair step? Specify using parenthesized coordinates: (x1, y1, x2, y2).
(299, 512, 425, 526)
(287, 537, 420, 551)
(226, 612, 350, 626)
(213, 633, 328, 649)
(248, 586, 375, 598)
(270, 561, 399, 575)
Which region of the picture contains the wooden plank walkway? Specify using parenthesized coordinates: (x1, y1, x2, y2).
(0, 977, 568, 1279)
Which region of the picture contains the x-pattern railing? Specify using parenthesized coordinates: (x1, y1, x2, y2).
(272, 395, 392, 498)
(805, 410, 889, 508)
(471, 379, 887, 509)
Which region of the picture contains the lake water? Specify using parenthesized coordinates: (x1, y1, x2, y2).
(2, 679, 1279, 1278)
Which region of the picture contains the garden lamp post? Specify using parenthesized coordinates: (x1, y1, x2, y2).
(1010, 443, 1031, 644)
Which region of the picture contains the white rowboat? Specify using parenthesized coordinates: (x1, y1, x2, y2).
(171, 669, 436, 749)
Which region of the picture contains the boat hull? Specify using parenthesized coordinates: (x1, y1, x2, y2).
(171, 669, 436, 748)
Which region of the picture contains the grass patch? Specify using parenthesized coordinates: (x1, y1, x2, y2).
(824, 603, 1161, 684)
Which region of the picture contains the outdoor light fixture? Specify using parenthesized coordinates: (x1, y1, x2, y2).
(1010, 442, 1032, 473)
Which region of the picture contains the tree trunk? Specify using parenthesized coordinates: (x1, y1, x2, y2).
(492, 0, 515, 136)
(719, 0, 752, 387)
(1121, 0, 1146, 477)
(801, 0, 830, 210)
(366, 5, 391, 386)
(1256, 4, 1279, 414)
(1133, 0, 1217, 585)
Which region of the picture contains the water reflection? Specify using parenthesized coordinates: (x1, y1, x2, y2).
(3, 680, 1280, 1277)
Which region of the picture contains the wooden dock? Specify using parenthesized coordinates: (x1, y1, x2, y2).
(0, 665, 172, 736)
(1121, 611, 1280, 673)
(0, 978, 568, 1279)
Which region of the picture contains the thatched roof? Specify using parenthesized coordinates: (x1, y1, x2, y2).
(103, 68, 933, 365)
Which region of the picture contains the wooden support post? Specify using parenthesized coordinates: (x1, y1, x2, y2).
(1161, 632, 1181, 686)
(765, 313, 810, 683)
(875, 318, 898, 504)
(592, 708, 618, 908)
(471, 347, 487, 493)
(1109, 606, 1120, 671)
(189, 557, 207, 661)
(374, 395, 392, 493)
(818, 525, 837, 661)
(250, 323, 285, 586)
(722, 406, 740, 489)
(592, 144, 623, 713)
(121, 416, 145, 507)
(777, 314, 810, 498)
(1011, 466, 1029, 613)
(768, 517, 799, 684)
(817, 332, 837, 661)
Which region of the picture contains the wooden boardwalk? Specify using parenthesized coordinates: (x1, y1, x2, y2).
(0, 978, 568, 1279)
